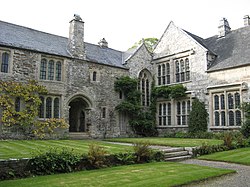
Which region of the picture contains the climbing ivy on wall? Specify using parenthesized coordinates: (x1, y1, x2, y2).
(0, 80, 68, 139)
(151, 84, 187, 99)
(114, 76, 157, 136)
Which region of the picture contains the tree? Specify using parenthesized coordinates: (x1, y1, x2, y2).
(129, 38, 158, 52)
(188, 99, 208, 133)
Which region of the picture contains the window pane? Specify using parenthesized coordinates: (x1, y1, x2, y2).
(166, 63, 170, 74)
(54, 98, 60, 118)
(1, 52, 9, 73)
(228, 93, 234, 109)
(215, 111, 219, 126)
(181, 72, 185, 82)
(229, 111, 234, 126)
(93, 71, 97, 81)
(182, 101, 186, 115)
(48, 60, 54, 80)
(166, 75, 170, 84)
(40, 59, 47, 80)
(236, 110, 241, 126)
(146, 79, 150, 106)
(39, 96, 45, 118)
(46, 97, 52, 118)
(163, 116, 166, 126)
(162, 64, 165, 75)
(56, 61, 62, 81)
(220, 94, 225, 109)
(159, 117, 162, 126)
(221, 111, 225, 126)
(180, 60, 185, 72)
(175, 61, 179, 73)
(142, 79, 145, 106)
(163, 103, 166, 115)
(177, 102, 181, 115)
(176, 74, 180, 82)
(158, 65, 161, 76)
(177, 116, 181, 125)
(168, 103, 171, 116)
(185, 58, 189, 71)
(186, 71, 190, 81)
(102, 108, 106, 118)
(187, 100, 191, 113)
(214, 95, 219, 110)
(235, 93, 240, 108)
(159, 104, 162, 115)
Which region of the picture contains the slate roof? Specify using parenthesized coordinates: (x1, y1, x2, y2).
(0, 20, 125, 68)
(184, 26, 250, 72)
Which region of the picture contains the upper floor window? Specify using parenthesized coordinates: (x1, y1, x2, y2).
(15, 97, 21, 112)
(92, 71, 97, 81)
(157, 62, 170, 86)
(1, 52, 9, 73)
(175, 58, 190, 83)
(40, 58, 62, 81)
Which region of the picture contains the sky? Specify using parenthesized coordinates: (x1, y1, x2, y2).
(0, 0, 249, 51)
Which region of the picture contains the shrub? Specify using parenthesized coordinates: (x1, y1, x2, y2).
(188, 99, 208, 133)
(87, 143, 108, 169)
(29, 148, 81, 175)
(223, 132, 234, 149)
(111, 152, 136, 165)
(241, 119, 250, 138)
(193, 143, 228, 157)
(133, 141, 153, 163)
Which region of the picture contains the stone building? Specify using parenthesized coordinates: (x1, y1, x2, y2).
(0, 15, 250, 138)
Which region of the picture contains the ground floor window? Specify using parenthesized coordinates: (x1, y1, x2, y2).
(38, 96, 61, 119)
(157, 99, 191, 127)
(212, 90, 242, 127)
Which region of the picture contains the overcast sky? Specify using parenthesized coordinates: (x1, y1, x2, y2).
(0, 0, 249, 51)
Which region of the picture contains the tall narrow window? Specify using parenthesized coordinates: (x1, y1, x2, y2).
(158, 65, 161, 85)
(15, 97, 21, 112)
(46, 97, 52, 118)
(214, 95, 219, 110)
(162, 64, 166, 85)
(177, 102, 181, 125)
(229, 111, 234, 126)
(55, 61, 62, 81)
(93, 71, 97, 81)
(215, 111, 219, 126)
(48, 60, 54, 80)
(40, 59, 47, 80)
(166, 63, 170, 84)
(220, 94, 225, 109)
(181, 101, 186, 125)
(221, 111, 226, 126)
(228, 93, 234, 109)
(235, 110, 241, 126)
(102, 107, 106, 118)
(139, 70, 152, 107)
(175, 60, 180, 82)
(158, 104, 162, 126)
(146, 79, 150, 106)
(163, 103, 167, 126)
(38, 96, 45, 118)
(235, 92, 240, 108)
(54, 98, 60, 118)
(1, 52, 9, 73)
(180, 60, 185, 82)
(185, 58, 190, 81)
(167, 103, 171, 125)
(141, 78, 145, 106)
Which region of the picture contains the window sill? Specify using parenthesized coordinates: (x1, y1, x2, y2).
(39, 80, 64, 84)
(210, 126, 241, 129)
(157, 125, 188, 128)
(156, 80, 192, 87)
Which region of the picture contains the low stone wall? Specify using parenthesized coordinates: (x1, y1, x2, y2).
(0, 158, 30, 180)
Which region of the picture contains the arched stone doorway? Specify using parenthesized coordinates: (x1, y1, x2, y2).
(68, 96, 91, 133)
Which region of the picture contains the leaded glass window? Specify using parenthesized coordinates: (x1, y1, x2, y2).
(1, 52, 9, 73)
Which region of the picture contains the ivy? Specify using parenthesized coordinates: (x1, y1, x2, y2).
(0, 80, 68, 139)
(151, 84, 187, 99)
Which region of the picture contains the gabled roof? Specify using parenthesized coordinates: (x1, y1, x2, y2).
(204, 26, 250, 72)
(0, 20, 126, 69)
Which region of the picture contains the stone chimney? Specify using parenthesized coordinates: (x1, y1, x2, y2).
(244, 15, 250, 26)
(98, 38, 108, 48)
(218, 18, 231, 38)
(68, 14, 86, 59)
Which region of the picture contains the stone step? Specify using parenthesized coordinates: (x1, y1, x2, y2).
(164, 151, 189, 158)
(160, 147, 185, 153)
(164, 155, 192, 162)
(68, 132, 90, 140)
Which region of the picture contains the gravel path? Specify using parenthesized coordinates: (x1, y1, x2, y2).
(180, 159, 250, 187)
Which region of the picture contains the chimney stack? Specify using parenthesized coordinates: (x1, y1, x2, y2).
(218, 18, 231, 38)
(244, 15, 250, 26)
(68, 14, 86, 59)
(98, 38, 108, 48)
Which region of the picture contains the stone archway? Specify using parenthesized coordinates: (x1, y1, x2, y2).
(68, 96, 91, 133)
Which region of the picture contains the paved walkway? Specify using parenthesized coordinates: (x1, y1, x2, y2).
(180, 159, 250, 187)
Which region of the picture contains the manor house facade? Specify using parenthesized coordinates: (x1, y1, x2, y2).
(0, 15, 250, 138)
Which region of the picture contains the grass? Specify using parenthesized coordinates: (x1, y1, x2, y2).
(105, 137, 223, 147)
(199, 147, 250, 165)
(0, 162, 235, 187)
(0, 140, 132, 160)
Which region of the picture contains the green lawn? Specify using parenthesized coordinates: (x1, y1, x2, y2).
(0, 162, 234, 187)
(105, 137, 223, 147)
(0, 140, 132, 160)
(199, 147, 250, 165)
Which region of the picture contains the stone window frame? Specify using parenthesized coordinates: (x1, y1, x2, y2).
(89, 69, 100, 83)
(38, 95, 61, 119)
(211, 90, 242, 128)
(39, 56, 63, 82)
(157, 62, 170, 86)
(138, 69, 153, 107)
(0, 48, 13, 74)
(175, 57, 190, 83)
(157, 98, 191, 128)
